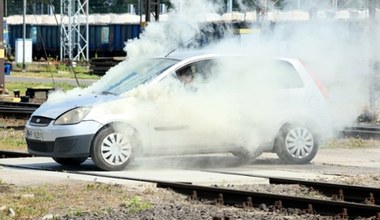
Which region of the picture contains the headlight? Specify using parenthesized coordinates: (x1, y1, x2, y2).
(54, 107, 91, 125)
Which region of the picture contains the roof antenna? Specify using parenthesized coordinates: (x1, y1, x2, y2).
(164, 33, 201, 57)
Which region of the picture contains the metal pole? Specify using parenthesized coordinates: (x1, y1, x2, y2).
(227, 0, 233, 13)
(139, 0, 142, 29)
(155, 0, 160, 21)
(0, 0, 5, 92)
(369, 0, 378, 118)
(146, 0, 151, 22)
(85, 0, 89, 62)
(23, 0, 26, 71)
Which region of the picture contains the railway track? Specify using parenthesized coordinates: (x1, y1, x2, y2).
(0, 125, 26, 130)
(202, 170, 380, 205)
(0, 161, 378, 218)
(343, 124, 380, 139)
(0, 101, 39, 118)
(157, 181, 380, 218)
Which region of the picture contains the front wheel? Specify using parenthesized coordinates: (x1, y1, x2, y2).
(90, 126, 135, 171)
(52, 157, 88, 166)
(275, 125, 318, 164)
(232, 147, 262, 162)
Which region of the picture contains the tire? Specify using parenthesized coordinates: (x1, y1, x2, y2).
(90, 126, 135, 171)
(52, 157, 88, 166)
(232, 150, 251, 162)
(232, 148, 262, 162)
(275, 125, 318, 164)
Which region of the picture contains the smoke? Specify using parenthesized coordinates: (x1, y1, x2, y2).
(46, 0, 379, 164)
(215, 0, 375, 130)
(265, 19, 372, 128)
(124, 0, 222, 60)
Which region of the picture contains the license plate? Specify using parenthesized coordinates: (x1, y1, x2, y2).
(26, 129, 43, 141)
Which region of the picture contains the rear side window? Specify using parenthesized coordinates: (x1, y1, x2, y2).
(271, 61, 304, 89)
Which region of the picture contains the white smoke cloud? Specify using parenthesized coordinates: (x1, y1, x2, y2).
(266, 20, 372, 128)
(125, 0, 222, 60)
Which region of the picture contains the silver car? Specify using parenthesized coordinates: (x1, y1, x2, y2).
(25, 51, 331, 171)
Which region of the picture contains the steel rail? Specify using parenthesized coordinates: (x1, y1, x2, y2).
(0, 150, 32, 158)
(0, 162, 378, 218)
(342, 125, 380, 139)
(0, 125, 25, 130)
(0, 106, 36, 115)
(0, 101, 41, 108)
(0, 101, 39, 117)
(0, 162, 192, 185)
(202, 170, 380, 205)
(156, 181, 380, 218)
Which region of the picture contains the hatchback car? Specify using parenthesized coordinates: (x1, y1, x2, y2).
(25, 51, 331, 171)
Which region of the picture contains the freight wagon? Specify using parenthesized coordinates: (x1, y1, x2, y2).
(5, 10, 366, 61)
(6, 14, 141, 60)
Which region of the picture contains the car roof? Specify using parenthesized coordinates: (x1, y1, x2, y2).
(163, 50, 301, 64)
(163, 49, 227, 61)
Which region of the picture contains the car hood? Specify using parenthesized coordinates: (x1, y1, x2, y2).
(32, 93, 120, 119)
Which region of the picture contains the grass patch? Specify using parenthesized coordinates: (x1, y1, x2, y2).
(123, 196, 152, 213)
(0, 181, 151, 219)
(10, 63, 99, 79)
(0, 129, 27, 152)
(10, 71, 100, 80)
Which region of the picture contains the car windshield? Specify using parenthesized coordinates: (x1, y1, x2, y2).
(101, 58, 180, 95)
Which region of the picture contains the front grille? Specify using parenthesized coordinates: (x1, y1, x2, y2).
(29, 116, 53, 127)
(27, 139, 54, 153)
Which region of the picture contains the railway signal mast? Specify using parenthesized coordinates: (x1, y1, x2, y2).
(60, 0, 89, 62)
(144, 0, 160, 22)
(0, 0, 4, 92)
(369, 0, 379, 119)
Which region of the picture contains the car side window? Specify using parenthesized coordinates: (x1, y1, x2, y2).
(176, 59, 216, 85)
(177, 65, 195, 85)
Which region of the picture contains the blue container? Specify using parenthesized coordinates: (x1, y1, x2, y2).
(4, 63, 11, 75)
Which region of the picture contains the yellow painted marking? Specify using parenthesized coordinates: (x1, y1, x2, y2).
(236, 28, 261, 34)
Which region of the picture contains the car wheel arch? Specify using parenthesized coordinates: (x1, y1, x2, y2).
(92, 122, 143, 152)
(275, 119, 321, 141)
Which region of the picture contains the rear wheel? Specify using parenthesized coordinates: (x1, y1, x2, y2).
(90, 126, 135, 171)
(275, 125, 318, 164)
(52, 157, 88, 166)
(232, 149, 251, 162)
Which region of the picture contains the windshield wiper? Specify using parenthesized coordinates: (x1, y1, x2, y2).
(100, 91, 117, 96)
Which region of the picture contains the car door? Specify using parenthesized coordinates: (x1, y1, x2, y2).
(150, 59, 220, 154)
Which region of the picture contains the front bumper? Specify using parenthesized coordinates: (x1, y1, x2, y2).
(25, 120, 103, 158)
(27, 134, 94, 158)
